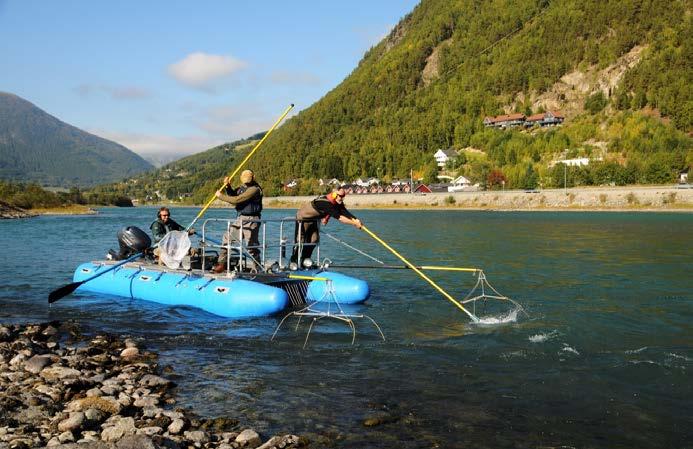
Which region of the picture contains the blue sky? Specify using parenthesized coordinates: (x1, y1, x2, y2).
(0, 0, 419, 161)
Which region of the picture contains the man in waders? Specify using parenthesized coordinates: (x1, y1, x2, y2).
(290, 185, 362, 267)
(213, 169, 263, 273)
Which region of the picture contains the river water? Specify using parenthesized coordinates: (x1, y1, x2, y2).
(1, 207, 691, 448)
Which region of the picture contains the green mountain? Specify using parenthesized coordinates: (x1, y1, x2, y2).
(103, 0, 692, 200)
(249, 0, 691, 190)
(0, 92, 153, 187)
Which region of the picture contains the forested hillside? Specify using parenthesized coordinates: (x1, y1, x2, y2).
(0, 92, 153, 187)
(96, 0, 691, 200)
(248, 0, 691, 192)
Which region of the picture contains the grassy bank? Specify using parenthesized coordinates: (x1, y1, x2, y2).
(30, 204, 97, 215)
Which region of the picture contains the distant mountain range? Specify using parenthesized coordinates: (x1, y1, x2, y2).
(0, 92, 153, 187)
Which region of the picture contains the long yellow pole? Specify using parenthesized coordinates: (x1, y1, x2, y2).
(186, 103, 295, 231)
(360, 225, 480, 322)
(329, 264, 478, 272)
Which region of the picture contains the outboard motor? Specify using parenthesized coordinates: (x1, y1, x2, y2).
(108, 226, 151, 260)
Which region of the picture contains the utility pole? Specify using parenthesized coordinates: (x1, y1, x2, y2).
(564, 163, 567, 195)
(410, 168, 413, 194)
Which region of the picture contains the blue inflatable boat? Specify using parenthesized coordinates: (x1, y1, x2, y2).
(72, 261, 370, 319)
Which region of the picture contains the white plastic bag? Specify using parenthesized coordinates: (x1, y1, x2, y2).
(158, 231, 191, 269)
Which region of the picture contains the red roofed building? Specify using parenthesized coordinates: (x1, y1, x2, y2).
(483, 113, 526, 128)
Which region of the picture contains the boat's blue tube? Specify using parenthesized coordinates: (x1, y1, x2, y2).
(73, 263, 288, 318)
(302, 270, 370, 304)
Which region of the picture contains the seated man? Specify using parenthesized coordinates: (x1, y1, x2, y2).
(150, 207, 187, 243)
(149, 207, 194, 265)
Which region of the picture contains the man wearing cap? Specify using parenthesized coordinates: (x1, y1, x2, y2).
(213, 169, 263, 272)
(290, 186, 362, 266)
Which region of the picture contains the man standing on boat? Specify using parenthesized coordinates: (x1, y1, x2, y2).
(291, 186, 362, 267)
(150, 207, 189, 243)
(213, 169, 263, 272)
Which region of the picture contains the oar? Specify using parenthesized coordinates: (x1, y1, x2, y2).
(360, 225, 480, 323)
(327, 264, 479, 272)
(186, 103, 294, 232)
(48, 252, 143, 304)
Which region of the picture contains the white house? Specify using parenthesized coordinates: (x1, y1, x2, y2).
(447, 175, 472, 192)
(434, 149, 458, 168)
(550, 157, 590, 167)
(319, 178, 342, 187)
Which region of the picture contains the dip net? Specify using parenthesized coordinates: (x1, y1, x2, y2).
(158, 231, 191, 269)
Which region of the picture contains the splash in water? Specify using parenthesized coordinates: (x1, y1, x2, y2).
(474, 307, 520, 325)
(529, 330, 559, 343)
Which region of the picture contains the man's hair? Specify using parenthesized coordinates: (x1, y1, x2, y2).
(158, 207, 170, 218)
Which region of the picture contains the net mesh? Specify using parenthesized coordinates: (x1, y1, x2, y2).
(158, 231, 191, 269)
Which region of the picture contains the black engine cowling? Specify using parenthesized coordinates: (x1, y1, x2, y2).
(108, 226, 151, 260)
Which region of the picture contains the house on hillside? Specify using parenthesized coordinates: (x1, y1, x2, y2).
(483, 113, 526, 128)
(283, 179, 298, 192)
(434, 148, 458, 168)
(549, 157, 590, 167)
(319, 178, 342, 187)
(525, 110, 565, 128)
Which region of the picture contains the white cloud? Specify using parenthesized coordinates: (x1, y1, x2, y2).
(168, 52, 248, 89)
(88, 128, 223, 157)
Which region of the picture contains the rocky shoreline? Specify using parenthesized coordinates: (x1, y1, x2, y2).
(0, 201, 36, 219)
(0, 322, 301, 449)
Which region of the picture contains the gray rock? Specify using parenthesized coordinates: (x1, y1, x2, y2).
(116, 434, 158, 449)
(183, 430, 209, 444)
(236, 429, 261, 447)
(84, 407, 107, 423)
(256, 435, 299, 449)
(58, 412, 85, 432)
(42, 325, 59, 336)
(86, 387, 103, 397)
(167, 418, 185, 435)
(48, 442, 113, 449)
(58, 430, 75, 443)
(9, 353, 28, 366)
(24, 354, 53, 374)
(41, 365, 81, 381)
(137, 426, 163, 436)
(119, 347, 139, 359)
(133, 396, 159, 408)
(141, 406, 161, 418)
(101, 416, 136, 442)
(139, 374, 172, 388)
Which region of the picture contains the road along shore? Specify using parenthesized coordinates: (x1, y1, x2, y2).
(263, 186, 693, 212)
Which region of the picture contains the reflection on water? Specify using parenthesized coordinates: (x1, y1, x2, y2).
(1, 208, 692, 448)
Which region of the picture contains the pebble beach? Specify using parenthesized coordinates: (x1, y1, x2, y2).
(0, 321, 301, 449)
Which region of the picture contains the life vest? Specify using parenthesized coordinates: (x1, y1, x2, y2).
(235, 183, 263, 217)
(313, 193, 338, 225)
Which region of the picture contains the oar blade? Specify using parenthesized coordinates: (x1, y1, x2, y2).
(48, 281, 82, 304)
